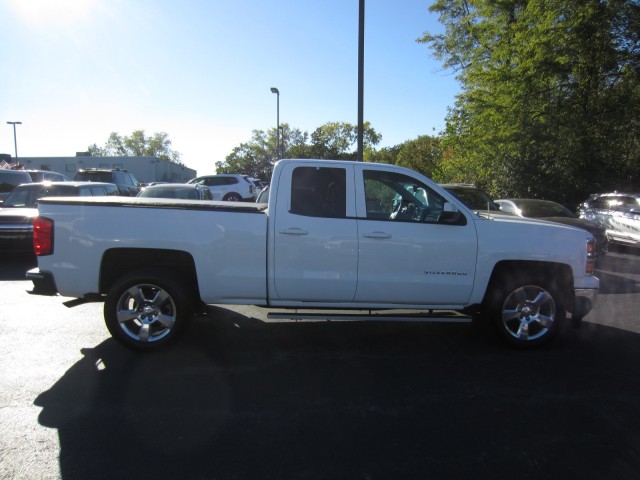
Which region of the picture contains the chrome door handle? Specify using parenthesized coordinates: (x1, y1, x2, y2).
(280, 228, 309, 235)
(362, 231, 392, 239)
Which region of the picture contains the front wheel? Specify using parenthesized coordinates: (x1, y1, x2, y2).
(486, 275, 565, 348)
(104, 269, 193, 350)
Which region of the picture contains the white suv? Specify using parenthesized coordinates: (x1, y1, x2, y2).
(187, 174, 255, 201)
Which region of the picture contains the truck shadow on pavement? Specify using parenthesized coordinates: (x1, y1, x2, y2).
(0, 256, 36, 280)
(35, 310, 640, 480)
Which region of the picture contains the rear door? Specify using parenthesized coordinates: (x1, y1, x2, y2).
(270, 162, 358, 302)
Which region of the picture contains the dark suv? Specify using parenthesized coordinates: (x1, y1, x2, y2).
(0, 170, 32, 202)
(73, 169, 141, 196)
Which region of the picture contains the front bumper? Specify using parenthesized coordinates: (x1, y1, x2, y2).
(573, 287, 598, 319)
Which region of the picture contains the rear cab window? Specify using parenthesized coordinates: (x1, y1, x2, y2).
(290, 166, 346, 218)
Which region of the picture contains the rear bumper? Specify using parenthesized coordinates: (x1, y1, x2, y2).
(0, 227, 34, 254)
(26, 267, 58, 296)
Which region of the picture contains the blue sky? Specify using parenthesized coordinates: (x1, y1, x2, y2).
(0, 0, 458, 175)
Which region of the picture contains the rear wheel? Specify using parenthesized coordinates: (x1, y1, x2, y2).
(104, 269, 193, 350)
(486, 274, 565, 348)
(223, 192, 242, 202)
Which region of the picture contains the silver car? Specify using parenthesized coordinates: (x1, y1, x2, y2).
(0, 181, 118, 255)
(578, 192, 640, 247)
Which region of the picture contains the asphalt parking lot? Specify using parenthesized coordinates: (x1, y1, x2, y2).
(1, 250, 640, 480)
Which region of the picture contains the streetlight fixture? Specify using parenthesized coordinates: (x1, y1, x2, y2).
(270, 87, 280, 159)
(7, 121, 22, 163)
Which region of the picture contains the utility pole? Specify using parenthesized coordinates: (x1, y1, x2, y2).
(357, 0, 364, 161)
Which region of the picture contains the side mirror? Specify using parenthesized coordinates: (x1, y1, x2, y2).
(441, 202, 465, 224)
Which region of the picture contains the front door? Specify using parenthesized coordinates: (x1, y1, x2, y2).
(354, 166, 478, 306)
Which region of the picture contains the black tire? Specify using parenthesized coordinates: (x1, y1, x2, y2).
(485, 273, 565, 348)
(104, 269, 194, 351)
(223, 192, 242, 202)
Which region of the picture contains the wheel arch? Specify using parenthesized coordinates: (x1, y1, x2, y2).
(222, 191, 242, 201)
(100, 248, 200, 301)
(483, 260, 574, 307)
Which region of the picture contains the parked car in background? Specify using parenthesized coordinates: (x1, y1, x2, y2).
(0, 181, 118, 255)
(25, 170, 70, 182)
(137, 183, 213, 200)
(439, 183, 505, 214)
(256, 184, 270, 203)
(248, 177, 268, 196)
(578, 192, 640, 248)
(73, 168, 141, 196)
(0, 169, 32, 202)
(496, 198, 608, 256)
(187, 174, 256, 201)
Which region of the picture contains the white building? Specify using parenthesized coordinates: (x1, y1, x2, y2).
(18, 153, 197, 184)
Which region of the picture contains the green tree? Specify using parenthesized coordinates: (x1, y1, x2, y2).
(307, 121, 381, 160)
(88, 130, 182, 164)
(364, 144, 402, 164)
(395, 135, 443, 178)
(215, 123, 308, 180)
(419, 0, 640, 204)
(216, 121, 382, 178)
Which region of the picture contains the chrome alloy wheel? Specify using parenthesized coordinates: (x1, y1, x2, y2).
(501, 285, 556, 342)
(115, 283, 177, 343)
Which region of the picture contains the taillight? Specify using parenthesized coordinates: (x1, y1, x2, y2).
(33, 216, 54, 256)
(585, 238, 596, 275)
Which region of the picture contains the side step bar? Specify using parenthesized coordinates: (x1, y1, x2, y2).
(266, 309, 472, 323)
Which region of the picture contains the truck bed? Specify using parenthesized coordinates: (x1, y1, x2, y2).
(38, 196, 268, 213)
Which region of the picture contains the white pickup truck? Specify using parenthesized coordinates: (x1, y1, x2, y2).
(27, 159, 599, 350)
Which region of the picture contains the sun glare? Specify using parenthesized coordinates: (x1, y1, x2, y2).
(7, 0, 99, 27)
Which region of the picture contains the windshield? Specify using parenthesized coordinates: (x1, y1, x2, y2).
(74, 172, 112, 182)
(444, 186, 500, 211)
(2, 185, 82, 208)
(518, 200, 575, 218)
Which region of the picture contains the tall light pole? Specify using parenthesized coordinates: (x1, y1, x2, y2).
(357, 0, 364, 161)
(7, 121, 22, 163)
(270, 87, 280, 159)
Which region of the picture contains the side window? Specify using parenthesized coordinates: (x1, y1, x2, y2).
(499, 202, 516, 214)
(363, 170, 445, 223)
(290, 166, 346, 218)
(620, 196, 639, 208)
(605, 196, 629, 211)
(207, 177, 224, 186)
(589, 198, 608, 209)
